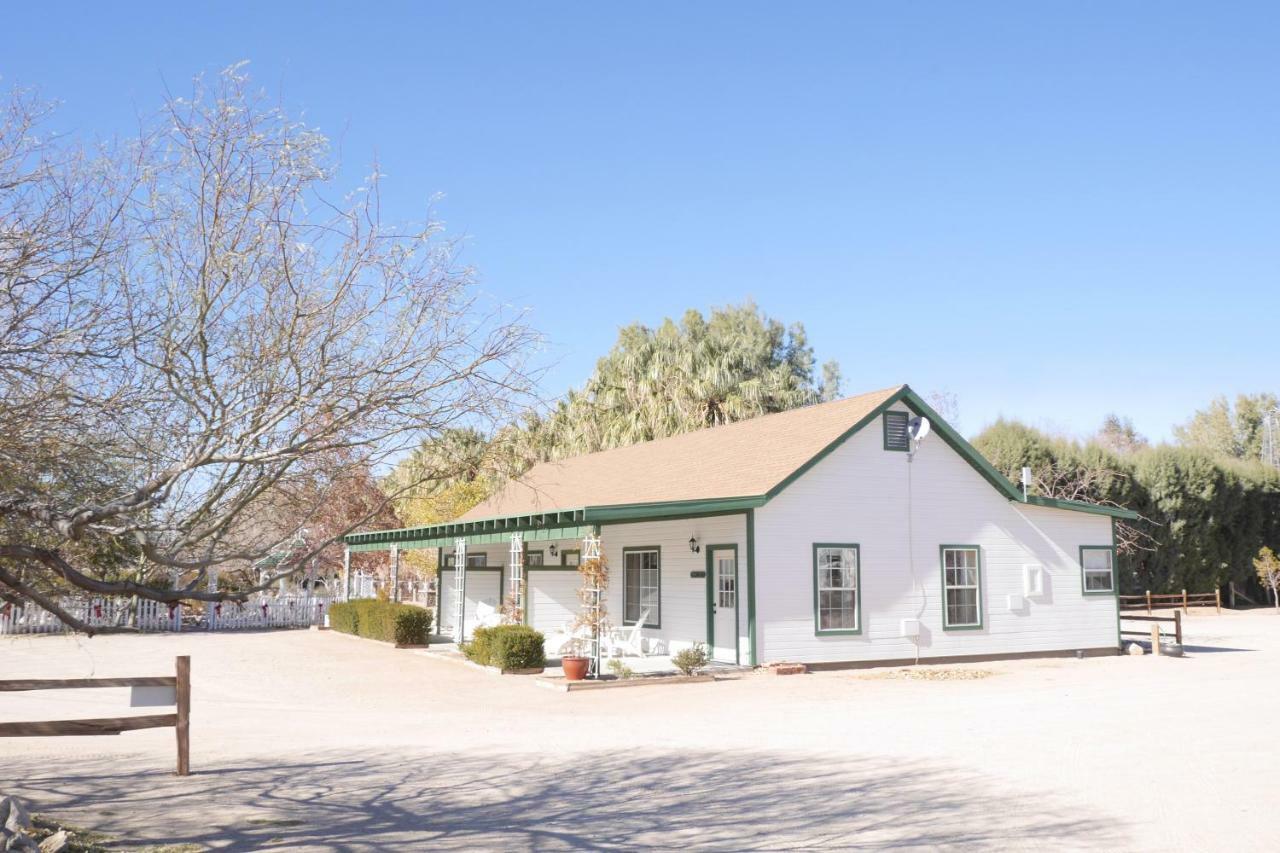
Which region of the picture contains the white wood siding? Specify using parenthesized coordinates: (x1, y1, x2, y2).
(526, 570, 580, 634)
(601, 515, 747, 656)
(754, 415, 1118, 664)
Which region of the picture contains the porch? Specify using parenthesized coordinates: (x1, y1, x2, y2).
(343, 515, 751, 674)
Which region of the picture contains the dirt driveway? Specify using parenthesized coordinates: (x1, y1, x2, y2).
(3, 611, 1277, 851)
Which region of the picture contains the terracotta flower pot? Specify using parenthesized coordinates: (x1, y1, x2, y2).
(561, 655, 589, 681)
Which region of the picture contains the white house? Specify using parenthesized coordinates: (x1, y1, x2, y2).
(344, 385, 1134, 669)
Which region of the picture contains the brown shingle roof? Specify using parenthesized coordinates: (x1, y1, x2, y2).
(460, 385, 905, 519)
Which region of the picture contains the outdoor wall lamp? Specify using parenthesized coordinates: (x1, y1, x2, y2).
(549, 544, 558, 557)
(689, 536, 700, 554)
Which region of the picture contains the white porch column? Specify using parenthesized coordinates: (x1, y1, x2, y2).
(390, 545, 401, 602)
(508, 533, 524, 623)
(453, 538, 467, 643)
(342, 547, 352, 602)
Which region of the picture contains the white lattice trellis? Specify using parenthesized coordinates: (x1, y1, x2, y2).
(508, 533, 524, 622)
(453, 538, 467, 643)
(582, 533, 602, 678)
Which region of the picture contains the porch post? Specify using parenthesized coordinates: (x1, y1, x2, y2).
(342, 547, 351, 602)
(390, 544, 401, 602)
(508, 533, 524, 623)
(453, 538, 467, 643)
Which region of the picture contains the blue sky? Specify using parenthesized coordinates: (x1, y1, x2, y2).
(7, 3, 1277, 441)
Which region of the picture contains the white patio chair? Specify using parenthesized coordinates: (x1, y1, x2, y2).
(474, 600, 503, 629)
(606, 609, 649, 657)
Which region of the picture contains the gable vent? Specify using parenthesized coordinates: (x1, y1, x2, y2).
(883, 411, 910, 451)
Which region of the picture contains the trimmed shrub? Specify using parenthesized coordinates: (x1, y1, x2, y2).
(394, 607, 432, 645)
(490, 624, 546, 670)
(328, 599, 431, 646)
(462, 624, 545, 670)
(329, 601, 359, 635)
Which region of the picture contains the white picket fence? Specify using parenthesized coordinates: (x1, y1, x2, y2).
(0, 595, 331, 636)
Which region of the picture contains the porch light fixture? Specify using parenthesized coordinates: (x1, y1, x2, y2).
(549, 544, 558, 557)
(689, 536, 700, 554)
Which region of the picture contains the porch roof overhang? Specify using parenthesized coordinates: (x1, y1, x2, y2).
(342, 495, 770, 552)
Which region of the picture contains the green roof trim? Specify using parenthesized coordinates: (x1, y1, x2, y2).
(345, 384, 1137, 550)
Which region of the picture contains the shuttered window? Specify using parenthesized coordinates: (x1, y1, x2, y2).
(883, 411, 910, 451)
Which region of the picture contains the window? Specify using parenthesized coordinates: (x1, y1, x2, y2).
(525, 550, 544, 567)
(813, 544, 860, 634)
(941, 546, 982, 629)
(1081, 547, 1115, 594)
(716, 553, 736, 608)
(560, 549, 580, 567)
(883, 410, 910, 451)
(623, 548, 660, 627)
(443, 553, 487, 568)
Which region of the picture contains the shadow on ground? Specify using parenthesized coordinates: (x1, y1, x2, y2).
(11, 749, 1128, 851)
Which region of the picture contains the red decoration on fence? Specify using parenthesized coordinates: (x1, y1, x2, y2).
(214, 603, 222, 616)
(93, 604, 102, 619)
(167, 603, 177, 617)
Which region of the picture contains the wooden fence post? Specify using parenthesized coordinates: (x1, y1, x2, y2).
(1145, 590, 1152, 614)
(175, 655, 190, 777)
(1174, 610, 1182, 645)
(1215, 588, 1222, 615)
(1150, 624, 1160, 655)
(1182, 589, 1188, 614)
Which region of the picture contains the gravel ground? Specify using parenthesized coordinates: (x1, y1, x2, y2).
(2, 610, 1277, 851)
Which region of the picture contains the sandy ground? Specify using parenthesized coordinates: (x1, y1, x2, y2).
(2, 611, 1278, 851)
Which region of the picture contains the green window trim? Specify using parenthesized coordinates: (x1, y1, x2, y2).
(622, 546, 661, 629)
(940, 545, 984, 630)
(1080, 545, 1117, 596)
(812, 543, 862, 636)
(559, 548, 581, 567)
(524, 549, 545, 567)
(883, 410, 910, 451)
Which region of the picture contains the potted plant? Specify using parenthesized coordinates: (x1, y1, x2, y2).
(563, 547, 609, 681)
(560, 637, 591, 681)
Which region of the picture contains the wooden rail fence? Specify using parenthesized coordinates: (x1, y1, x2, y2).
(0, 655, 190, 775)
(1120, 611, 1182, 647)
(1119, 589, 1221, 615)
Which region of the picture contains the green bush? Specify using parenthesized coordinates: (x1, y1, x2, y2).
(462, 624, 545, 670)
(394, 607, 432, 645)
(328, 599, 431, 645)
(671, 642, 708, 676)
(329, 601, 358, 634)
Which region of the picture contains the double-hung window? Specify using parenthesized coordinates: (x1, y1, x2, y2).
(623, 548, 660, 627)
(443, 553, 487, 568)
(814, 544, 860, 634)
(525, 550, 544, 567)
(941, 546, 982, 629)
(1080, 547, 1115, 594)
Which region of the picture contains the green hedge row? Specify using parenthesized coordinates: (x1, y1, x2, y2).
(328, 599, 432, 645)
(462, 624, 546, 670)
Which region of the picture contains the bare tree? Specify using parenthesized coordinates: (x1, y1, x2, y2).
(0, 67, 537, 632)
(1031, 463, 1156, 558)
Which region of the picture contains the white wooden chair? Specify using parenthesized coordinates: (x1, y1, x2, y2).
(474, 600, 503, 629)
(606, 609, 649, 657)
